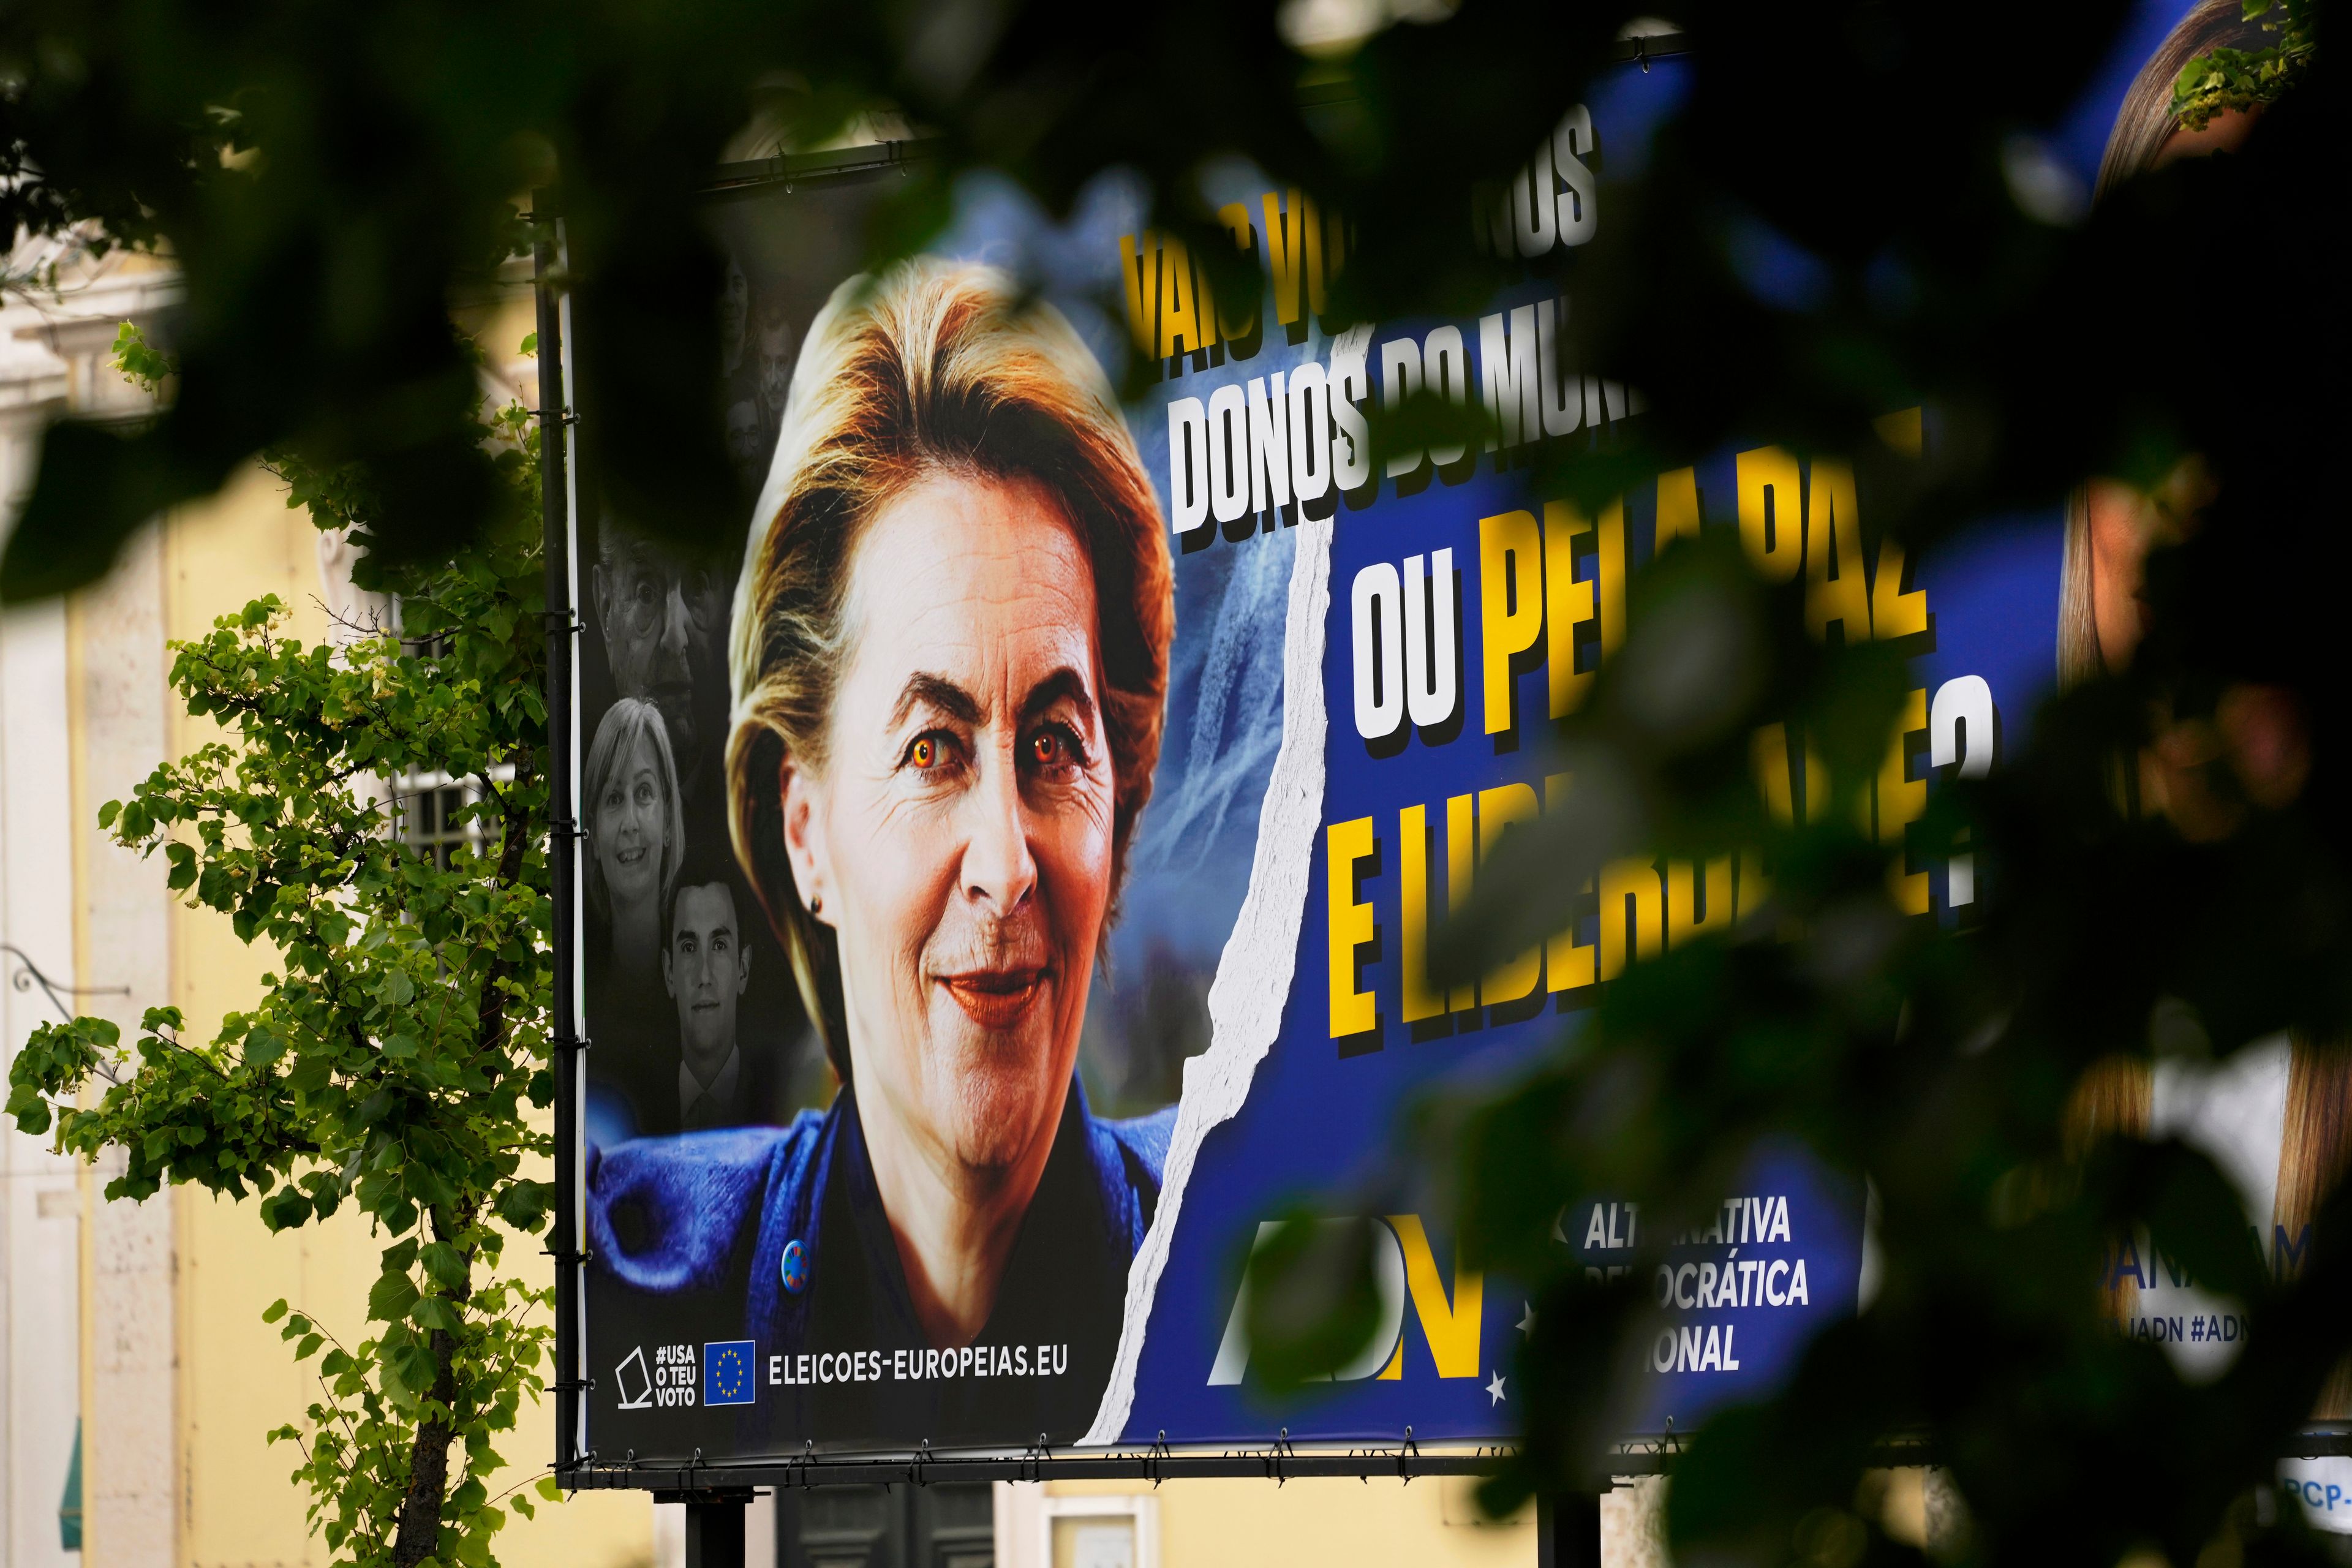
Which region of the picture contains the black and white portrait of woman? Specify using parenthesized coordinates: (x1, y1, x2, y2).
(584, 696, 685, 990)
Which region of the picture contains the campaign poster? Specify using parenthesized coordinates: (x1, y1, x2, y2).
(566, 0, 2339, 1498)
(2046, 0, 2352, 1534)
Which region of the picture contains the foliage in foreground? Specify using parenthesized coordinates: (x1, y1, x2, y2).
(2173, 0, 2317, 126)
(4, 2, 2347, 1566)
(7, 328, 558, 1568)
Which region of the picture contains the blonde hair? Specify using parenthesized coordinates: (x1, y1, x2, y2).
(726, 258, 1175, 1072)
(2277, 1039, 2352, 1416)
(2069, 1038, 2352, 1415)
(2057, 0, 2272, 689)
(2057, 486, 2103, 688)
(2095, 0, 2274, 202)
(582, 696, 686, 922)
(2066, 1054, 2154, 1325)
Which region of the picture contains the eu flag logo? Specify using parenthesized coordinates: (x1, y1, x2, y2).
(703, 1340, 756, 1407)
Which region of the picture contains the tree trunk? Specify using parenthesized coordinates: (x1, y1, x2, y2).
(388, 745, 532, 1562)
(390, 1327, 459, 1567)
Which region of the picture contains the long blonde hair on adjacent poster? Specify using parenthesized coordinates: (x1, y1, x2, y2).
(2056, 0, 2269, 690)
(2057, 0, 2351, 1417)
(2278, 1043, 2352, 1414)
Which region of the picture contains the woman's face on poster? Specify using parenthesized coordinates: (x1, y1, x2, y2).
(596, 728, 669, 911)
(788, 472, 1116, 1175)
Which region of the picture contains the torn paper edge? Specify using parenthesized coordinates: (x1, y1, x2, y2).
(1079, 503, 1335, 1446)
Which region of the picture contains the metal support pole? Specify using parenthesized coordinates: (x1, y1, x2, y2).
(534, 213, 585, 1480)
(665, 1490, 753, 1568)
(1537, 1491, 1604, 1568)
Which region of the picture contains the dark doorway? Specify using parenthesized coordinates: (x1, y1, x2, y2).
(777, 1482, 994, 1568)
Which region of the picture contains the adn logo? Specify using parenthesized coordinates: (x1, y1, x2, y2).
(1208, 1216, 1482, 1385)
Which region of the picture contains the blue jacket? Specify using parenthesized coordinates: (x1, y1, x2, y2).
(587, 1082, 1175, 1356)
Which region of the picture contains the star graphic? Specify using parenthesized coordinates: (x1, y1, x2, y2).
(1517, 1302, 1536, 1340)
(1486, 1371, 1507, 1406)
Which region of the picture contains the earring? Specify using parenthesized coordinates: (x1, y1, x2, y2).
(809, 893, 822, 914)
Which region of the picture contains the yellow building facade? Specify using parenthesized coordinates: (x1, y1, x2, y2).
(1, 249, 650, 1568)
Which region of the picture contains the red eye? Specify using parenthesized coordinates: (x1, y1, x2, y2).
(910, 736, 941, 769)
(1031, 731, 1062, 766)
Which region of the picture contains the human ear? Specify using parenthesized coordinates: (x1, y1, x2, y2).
(780, 755, 833, 928)
(662, 943, 676, 998)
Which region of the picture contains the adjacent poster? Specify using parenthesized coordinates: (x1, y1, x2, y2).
(568, 2, 2335, 1496)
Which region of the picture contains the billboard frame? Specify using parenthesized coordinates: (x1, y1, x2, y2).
(532, 34, 1852, 1528)
(529, 37, 1700, 1521)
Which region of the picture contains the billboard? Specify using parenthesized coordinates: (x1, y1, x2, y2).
(560, 0, 2341, 1490)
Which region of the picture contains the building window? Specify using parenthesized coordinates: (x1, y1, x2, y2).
(393, 772, 478, 872)
(391, 766, 513, 872)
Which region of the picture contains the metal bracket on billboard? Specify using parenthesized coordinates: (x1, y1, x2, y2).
(1600, 1420, 1683, 1479)
(1264, 1428, 1297, 1486)
(1614, 28, 1687, 70)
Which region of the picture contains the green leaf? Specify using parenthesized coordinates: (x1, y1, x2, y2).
(420, 1241, 470, 1292)
(262, 1298, 289, 1324)
(366, 1271, 420, 1324)
(262, 1187, 314, 1232)
(387, 1340, 439, 1396)
(410, 1295, 464, 1333)
(493, 1179, 554, 1234)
